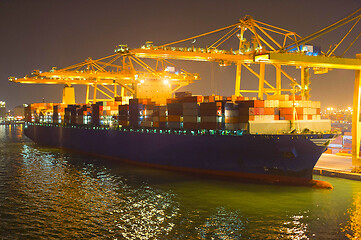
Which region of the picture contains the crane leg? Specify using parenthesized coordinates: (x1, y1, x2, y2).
(62, 86, 75, 104)
(276, 64, 281, 95)
(352, 54, 361, 167)
(258, 63, 265, 99)
(235, 62, 242, 96)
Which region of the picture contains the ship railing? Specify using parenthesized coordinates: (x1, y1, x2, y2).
(26, 122, 336, 138)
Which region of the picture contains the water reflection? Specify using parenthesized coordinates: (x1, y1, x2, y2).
(198, 207, 246, 239)
(1, 125, 361, 239)
(13, 145, 180, 239)
(343, 193, 361, 239)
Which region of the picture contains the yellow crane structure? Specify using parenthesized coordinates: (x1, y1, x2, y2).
(128, 9, 361, 167)
(9, 47, 200, 104)
(9, 7, 361, 167)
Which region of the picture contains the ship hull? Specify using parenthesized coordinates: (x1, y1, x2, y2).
(24, 124, 335, 187)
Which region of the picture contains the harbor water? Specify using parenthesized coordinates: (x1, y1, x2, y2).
(0, 125, 360, 239)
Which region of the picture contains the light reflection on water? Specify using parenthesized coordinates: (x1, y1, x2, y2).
(0, 125, 361, 239)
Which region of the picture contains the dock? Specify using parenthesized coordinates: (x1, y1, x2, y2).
(314, 153, 361, 181)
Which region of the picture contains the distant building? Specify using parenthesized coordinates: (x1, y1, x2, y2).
(13, 105, 25, 118)
(0, 101, 5, 119)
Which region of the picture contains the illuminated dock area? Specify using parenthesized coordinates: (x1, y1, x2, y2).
(314, 153, 361, 181)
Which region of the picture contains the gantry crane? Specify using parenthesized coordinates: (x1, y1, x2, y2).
(9, 47, 200, 104)
(128, 8, 361, 166)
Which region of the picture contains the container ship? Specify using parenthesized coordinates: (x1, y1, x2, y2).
(24, 93, 335, 188)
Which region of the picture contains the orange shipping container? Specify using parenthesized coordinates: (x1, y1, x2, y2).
(254, 100, 264, 108)
(168, 115, 181, 122)
(225, 117, 239, 124)
(264, 108, 274, 115)
(159, 116, 167, 122)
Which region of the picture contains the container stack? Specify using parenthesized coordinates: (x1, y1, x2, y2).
(76, 106, 84, 125)
(159, 105, 168, 128)
(140, 103, 155, 127)
(224, 102, 239, 130)
(245, 100, 281, 122)
(118, 104, 129, 126)
(200, 102, 222, 130)
(103, 101, 121, 116)
(152, 105, 167, 128)
(129, 99, 145, 128)
(28, 93, 327, 133)
(182, 102, 200, 130)
(167, 102, 182, 129)
(91, 104, 101, 126)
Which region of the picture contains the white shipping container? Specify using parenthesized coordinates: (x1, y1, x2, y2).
(254, 115, 265, 121)
(311, 101, 317, 108)
(264, 100, 270, 108)
(249, 120, 290, 134)
(265, 115, 274, 121)
(274, 100, 279, 108)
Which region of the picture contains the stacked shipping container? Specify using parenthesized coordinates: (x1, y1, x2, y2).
(26, 94, 325, 133)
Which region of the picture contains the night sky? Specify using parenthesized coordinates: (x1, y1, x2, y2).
(1, 0, 361, 110)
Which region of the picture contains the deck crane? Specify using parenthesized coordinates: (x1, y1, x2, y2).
(9, 46, 200, 105)
(128, 8, 361, 167)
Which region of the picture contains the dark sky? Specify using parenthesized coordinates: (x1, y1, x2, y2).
(1, 0, 361, 110)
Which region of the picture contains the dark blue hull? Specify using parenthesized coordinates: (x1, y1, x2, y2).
(24, 123, 335, 185)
